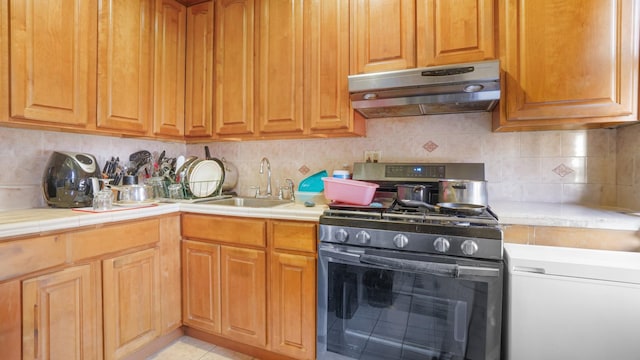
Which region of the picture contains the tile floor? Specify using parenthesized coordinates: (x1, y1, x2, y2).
(145, 336, 257, 360)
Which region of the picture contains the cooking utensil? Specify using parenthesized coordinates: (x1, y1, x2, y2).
(396, 184, 433, 205)
(111, 184, 154, 202)
(396, 184, 488, 215)
(438, 179, 488, 206)
(395, 197, 487, 216)
(436, 202, 486, 216)
(220, 158, 237, 191)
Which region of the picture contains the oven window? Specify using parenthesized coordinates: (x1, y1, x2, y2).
(325, 262, 489, 360)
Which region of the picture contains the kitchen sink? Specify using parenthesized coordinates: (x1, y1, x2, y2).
(199, 197, 291, 208)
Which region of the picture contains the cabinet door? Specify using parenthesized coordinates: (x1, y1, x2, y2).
(22, 264, 101, 360)
(182, 240, 221, 333)
(185, 1, 214, 138)
(270, 252, 316, 360)
(153, 0, 186, 138)
(350, 0, 416, 74)
(97, 0, 154, 134)
(8, 0, 96, 127)
(256, 0, 305, 135)
(220, 246, 266, 347)
(0, 280, 22, 360)
(495, 0, 639, 131)
(159, 215, 182, 334)
(214, 0, 256, 136)
(416, 0, 495, 66)
(307, 0, 364, 136)
(103, 248, 161, 360)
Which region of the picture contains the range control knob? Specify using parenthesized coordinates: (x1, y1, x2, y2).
(393, 234, 409, 249)
(433, 237, 450, 253)
(334, 229, 349, 243)
(355, 230, 371, 244)
(461, 240, 479, 256)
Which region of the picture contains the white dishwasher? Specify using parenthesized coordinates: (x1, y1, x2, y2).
(504, 243, 640, 360)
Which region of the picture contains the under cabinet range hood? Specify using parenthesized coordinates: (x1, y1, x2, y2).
(348, 60, 500, 118)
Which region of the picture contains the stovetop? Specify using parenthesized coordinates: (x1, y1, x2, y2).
(320, 202, 502, 242)
(319, 162, 503, 260)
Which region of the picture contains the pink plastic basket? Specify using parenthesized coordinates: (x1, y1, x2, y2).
(322, 177, 379, 205)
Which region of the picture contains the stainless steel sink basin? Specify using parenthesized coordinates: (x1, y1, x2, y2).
(199, 197, 291, 208)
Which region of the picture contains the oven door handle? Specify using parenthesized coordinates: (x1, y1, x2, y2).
(359, 254, 500, 279)
(320, 247, 363, 264)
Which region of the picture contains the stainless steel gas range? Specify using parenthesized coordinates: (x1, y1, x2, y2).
(317, 162, 503, 360)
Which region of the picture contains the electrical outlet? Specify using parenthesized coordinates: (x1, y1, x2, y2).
(364, 150, 382, 163)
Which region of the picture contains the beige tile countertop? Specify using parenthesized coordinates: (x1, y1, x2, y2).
(0, 201, 326, 240)
(2, 200, 639, 240)
(491, 201, 640, 231)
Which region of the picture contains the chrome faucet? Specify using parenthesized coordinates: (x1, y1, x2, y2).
(259, 157, 272, 197)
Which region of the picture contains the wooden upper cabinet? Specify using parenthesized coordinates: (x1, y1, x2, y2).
(307, 0, 364, 135)
(97, 0, 154, 134)
(351, 0, 495, 73)
(416, 0, 495, 66)
(22, 264, 101, 360)
(214, 0, 256, 137)
(153, 0, 187, 138)
(494, 0, 640, 131)
(8, 0, 97, 128)
(350, 0, 416, 74)
(256, 0, 305, 135)
(185, 1, 214, 138)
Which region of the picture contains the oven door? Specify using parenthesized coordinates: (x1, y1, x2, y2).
(317, 243, 503, 360)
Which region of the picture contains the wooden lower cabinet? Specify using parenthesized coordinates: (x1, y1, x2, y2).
(182, 240, 222, 333)
(182, 240, 267, 348)
(0, 281, 21, 360)
(0, 216, 178, 360)
(103, 247, 162, 360)
(181, 214, 317, 359)
(270, 252, 316, 360)
(22, 263, 102, 360)
(220, 246, 267, 347)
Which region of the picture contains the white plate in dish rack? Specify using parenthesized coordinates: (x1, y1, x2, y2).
(187, 159, 223, 197)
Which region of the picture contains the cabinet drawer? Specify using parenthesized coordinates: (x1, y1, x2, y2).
(271, 221, 317, 254)
(182, 214, 266, 247)
(0, 235, 66, 281)
(68, 219, 160, 261)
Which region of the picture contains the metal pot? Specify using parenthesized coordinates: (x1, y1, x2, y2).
(220, 158, 237, 191)
(111, 184, 154, 202)
(438, 179, 488, 206)
(396, 184, 437, 209)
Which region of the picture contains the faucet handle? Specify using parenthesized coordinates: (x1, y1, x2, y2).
(285, 178, 295, 201)
(249, 185, 260, 198)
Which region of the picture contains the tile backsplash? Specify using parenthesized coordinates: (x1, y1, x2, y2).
(2, 112, 639, 211)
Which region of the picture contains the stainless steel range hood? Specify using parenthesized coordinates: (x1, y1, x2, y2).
(348, 60, 500, 118)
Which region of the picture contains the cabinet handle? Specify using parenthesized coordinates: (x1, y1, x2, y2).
(34, 304, 39, 359)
